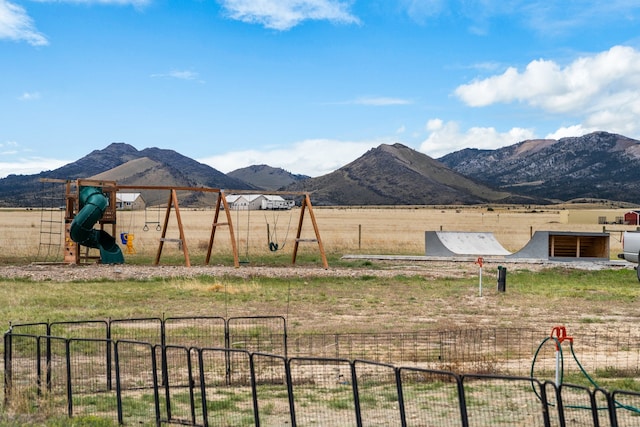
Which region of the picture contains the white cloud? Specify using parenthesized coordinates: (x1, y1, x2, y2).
(456, 46, 640, 111)
(198, 138, 382, 177)
(0, 157, 69, 178)
(0, 0, 48, 45)
(0, 141, 69, 178)
(1, 0, 152, 46)
(218, 0, 360, 30)
(352, 97, 412, 106)
(521, 1, 640, 36)
(0, 140, 19, 149)
(419, 119, 536, 158)
(399, 0, 447, 23)
(544, 125, 595, 141)
(32, 0, 151, 6)
(398, 1, 640, 37)
(150, 70, 202, 82)
(18, 91, 41, 101)
(455, 45, 640, 140)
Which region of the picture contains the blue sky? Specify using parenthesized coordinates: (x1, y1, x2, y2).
(2, 0, 640, 178)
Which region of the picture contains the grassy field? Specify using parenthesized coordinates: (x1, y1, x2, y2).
(1, 204, 635, 262)
(1, 262, 640, 426)
(1, 204, 639, 332)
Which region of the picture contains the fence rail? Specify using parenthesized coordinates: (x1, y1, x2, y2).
(5, 317, 640, 426)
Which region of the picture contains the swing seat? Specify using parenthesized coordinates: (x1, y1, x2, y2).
(124, 233, 136, 254)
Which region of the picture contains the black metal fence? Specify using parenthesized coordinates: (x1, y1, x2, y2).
(4, 317, 640, 426)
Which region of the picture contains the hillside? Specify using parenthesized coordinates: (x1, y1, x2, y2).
(5, 133, 640, 207)
(284, 143, 540, 205)
(438, 131, 640, 204)
(0, 143, 254, 207)
(227, 164, 309, 190)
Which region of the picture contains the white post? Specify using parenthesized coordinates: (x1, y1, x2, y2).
(476, 257, 484, 297)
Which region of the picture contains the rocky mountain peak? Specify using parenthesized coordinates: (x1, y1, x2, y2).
(439, 131, 640, 203)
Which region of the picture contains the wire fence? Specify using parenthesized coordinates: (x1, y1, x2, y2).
(4, 317, 640, 426)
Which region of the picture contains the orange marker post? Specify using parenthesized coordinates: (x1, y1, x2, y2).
(550, 326, 573, 386)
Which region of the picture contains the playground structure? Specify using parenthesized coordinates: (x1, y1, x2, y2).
(425, 230, 611, 261)
(46, 178, 328, 268)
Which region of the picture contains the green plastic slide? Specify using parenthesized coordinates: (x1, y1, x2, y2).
(69, 186, 124, 264)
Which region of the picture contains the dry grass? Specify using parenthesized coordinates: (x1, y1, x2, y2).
(2, 204, 633, 262)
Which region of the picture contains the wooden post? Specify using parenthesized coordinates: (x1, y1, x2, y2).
(205, 191, 239, 268)
(222, 192, 239, 268)
(206, 193, 220, 264)
(292, 194, 328, 269)
(155, 189, 191, 267)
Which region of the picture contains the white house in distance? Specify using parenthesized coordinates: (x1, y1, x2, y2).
(226, 194, 294, 210)
(116, 192, 146, 210)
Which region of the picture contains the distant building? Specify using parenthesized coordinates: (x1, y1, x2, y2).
(261, 195, 295, 210)
(625, 210, 640, 225)
(226, 194, 294, 210)
(116, 192, 145, 210)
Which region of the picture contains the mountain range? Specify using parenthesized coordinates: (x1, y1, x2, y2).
(439, 131, 640, 204)
(1, 131, 640, 207)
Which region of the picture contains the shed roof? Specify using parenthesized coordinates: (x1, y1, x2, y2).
(116, 192, 142, 203)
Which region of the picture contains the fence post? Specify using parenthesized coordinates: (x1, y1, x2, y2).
(224, 320, 231, 385)
(3, 331, 11, 404)
(196, 348, 210, 427)
(351, 361, 363, 427)
(608, 390, 620, 427)
(249, 353, 260, 427)
(457, 374, 469, 427)
(106, 319, 112, 391)
(65, 339, 73, 417)
(46, 322, 52, 392)
(114, 342, 124, 425)
(395, 368, 407, 427)
(187, 348, 197, 426)
(285, 358, 297, 427)
(161, 316, 168, 384)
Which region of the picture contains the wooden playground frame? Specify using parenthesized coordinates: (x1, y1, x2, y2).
(52, 179, 328, 268)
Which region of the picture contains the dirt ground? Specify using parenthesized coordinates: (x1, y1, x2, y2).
(0, 257, 627, 282)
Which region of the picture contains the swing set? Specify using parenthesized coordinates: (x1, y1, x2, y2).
(51, 179, 328, 268)
(204, 190, 327, 268)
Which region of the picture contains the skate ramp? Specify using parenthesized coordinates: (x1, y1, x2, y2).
(425, 230, 609, 260)
(508, 231, 609, 261)
(425, 231, 511, 257)
(506, 231, 549, 259)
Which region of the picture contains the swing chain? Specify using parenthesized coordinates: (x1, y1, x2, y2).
(266, 202, 294, 252)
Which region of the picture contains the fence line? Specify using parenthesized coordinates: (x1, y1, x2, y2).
(7, 332, 640, 426)
(11, 318, 640, 376)
(5, 317, 640, 425)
